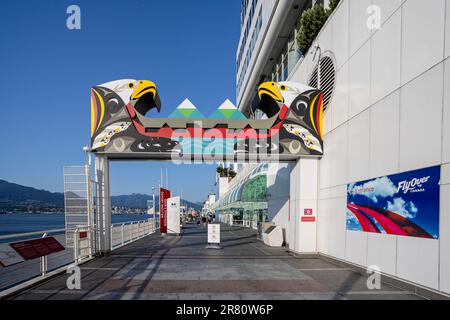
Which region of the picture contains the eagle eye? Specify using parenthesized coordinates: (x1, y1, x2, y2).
(280, 85, 287, 91)
(128, 83, 135, 88)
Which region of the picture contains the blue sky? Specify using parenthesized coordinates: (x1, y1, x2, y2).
(0, 0, 241, 202)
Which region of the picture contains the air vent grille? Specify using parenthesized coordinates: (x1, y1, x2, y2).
(308, 55, 336, 110)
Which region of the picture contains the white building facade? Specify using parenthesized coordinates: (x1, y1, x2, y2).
(230, 0, 450, 296)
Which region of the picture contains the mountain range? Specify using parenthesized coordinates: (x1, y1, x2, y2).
(0, 179, 201, 212)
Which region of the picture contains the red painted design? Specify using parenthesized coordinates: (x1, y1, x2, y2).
(347, 206, 380, 233)
(348, 204, 433, 239)
(349, 204, 407, 236)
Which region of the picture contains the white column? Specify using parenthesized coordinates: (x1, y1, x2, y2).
(289, 159, 319, 253)
(95, 155, 111, 253)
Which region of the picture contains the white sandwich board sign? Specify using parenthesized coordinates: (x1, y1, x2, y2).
(167, 196, 181, 235)
(207, 224, 220, 244)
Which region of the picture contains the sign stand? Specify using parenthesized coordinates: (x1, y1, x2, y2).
(205, 224, 222, 250)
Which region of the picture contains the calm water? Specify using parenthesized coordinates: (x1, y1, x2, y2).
(0, 213, 152, 236)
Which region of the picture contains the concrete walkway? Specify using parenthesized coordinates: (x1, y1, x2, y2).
(8, 223, 424, 300)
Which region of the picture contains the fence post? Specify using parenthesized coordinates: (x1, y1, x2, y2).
(121, 223, 124, 247)
(73, 229, 79, 262)
(135, 222, 138, 240)
(40, 256, 47, 277)
(109, 224, 113, 250)
(40, 232, 48, 276)
(88, 227, 93, 258)
(136, 222, 139, 239)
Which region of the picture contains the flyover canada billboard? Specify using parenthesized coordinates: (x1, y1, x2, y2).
(346, 166, 440, 239)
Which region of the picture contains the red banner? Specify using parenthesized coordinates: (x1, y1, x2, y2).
(159, 188, 171, 233)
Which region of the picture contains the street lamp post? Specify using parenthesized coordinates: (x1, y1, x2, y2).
(152, 186, 156, 218)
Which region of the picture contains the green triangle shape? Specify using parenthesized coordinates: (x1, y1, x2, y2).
(220, 109, 236, 119)
(179, 108, 195, 118)
(210, 110, 224, 119)
(230, 111, 247, 120)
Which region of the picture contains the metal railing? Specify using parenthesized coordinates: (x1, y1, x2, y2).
(0, 228, 66, 244)
(63, 166, 91, 248)
(73, 227, 93, 262)
(0, 227, 92, 296)
(0, 218, 159, 296)
(110, 218, 158, 250)
(221, 219, 258, 230)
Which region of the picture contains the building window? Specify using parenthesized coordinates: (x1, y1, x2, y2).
(237, 0, 261, 76)
(237, 5, 263, 96)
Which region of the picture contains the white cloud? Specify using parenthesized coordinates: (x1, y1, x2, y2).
(348, 177, 397, 203)
(346, 210, 359, 224)
(386, 197, 418, 219)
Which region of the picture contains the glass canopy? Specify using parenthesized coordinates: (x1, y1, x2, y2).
(216, 164, 269, 224)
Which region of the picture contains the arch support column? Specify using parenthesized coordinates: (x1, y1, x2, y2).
(95, 155, 111, 253)
(289, 159, 319, 253)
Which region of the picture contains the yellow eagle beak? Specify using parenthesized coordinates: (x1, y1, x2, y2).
(131, 80, 157, 100)
(258, 82, 284, 103)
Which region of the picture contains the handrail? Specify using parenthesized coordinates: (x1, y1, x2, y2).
(0, 219, 153, 243)
(0, 218, 160, 294)
(111, 218, 151, 228)
(110, 218, 158, 251)
(0, 228, 67, 241)
(0, 226, 94, 295)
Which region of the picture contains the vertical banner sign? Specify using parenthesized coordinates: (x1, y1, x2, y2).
(159, 188, 171, 233)
(347, 166, 440, 239)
